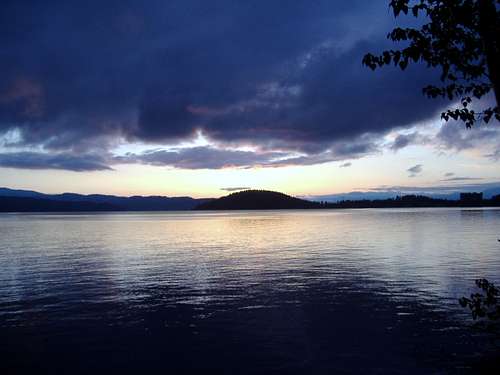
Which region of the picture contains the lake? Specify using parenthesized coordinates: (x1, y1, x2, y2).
(1, 208, 499, 374)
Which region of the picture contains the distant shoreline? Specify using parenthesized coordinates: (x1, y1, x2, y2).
(2, 206, 500, 214)
(1, 188, 499, 212)
(2, 199, 499, 213)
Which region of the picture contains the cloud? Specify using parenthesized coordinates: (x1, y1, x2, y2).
(0, 135, 380, 171)
(407, 164, 423, 177)
(339, 162, 352, 168)
(117, 147, 290, 169)
(221, 187, 251, 192)
(0, 0, 451, 170)
(436, 118, 500, 156)
(444, 172, 454, 177)
(117, 139, 378, 170)
(440, 177, 483, 182)
(0, 78, 44, 119)
(438, 123, 493, 151)
(390, 132, 430, 151)
(0, 152, 112, 171)
(484, 148, 500, 161)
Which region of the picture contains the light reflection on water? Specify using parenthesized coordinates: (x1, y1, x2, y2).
(0, 208, 499, 373)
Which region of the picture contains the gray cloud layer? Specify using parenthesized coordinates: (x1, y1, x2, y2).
(116, 147, 289, 169)
(390, 132, 431, 151)
(0, 152, 111, 171)
(440, 176, 483, 182)
(220, 187, 251, 192)
(116, 138, 379, 170)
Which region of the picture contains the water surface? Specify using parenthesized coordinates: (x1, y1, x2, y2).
(1, 208, 499, 373)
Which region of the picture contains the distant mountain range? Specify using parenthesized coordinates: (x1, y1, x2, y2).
(0, 196, 118, 212)
(0, 187, 211, 212)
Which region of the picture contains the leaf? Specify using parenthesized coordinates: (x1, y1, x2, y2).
(383, 51, 391, 64)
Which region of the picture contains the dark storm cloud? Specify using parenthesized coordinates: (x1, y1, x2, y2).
(0, 0, 448, 170)
(0, 152, 111, 171)
(407, 164, 422, 177)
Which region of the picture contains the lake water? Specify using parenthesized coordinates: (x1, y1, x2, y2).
(1, 208, 499, 374)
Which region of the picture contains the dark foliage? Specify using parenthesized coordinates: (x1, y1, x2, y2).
(363, 0, 500, 127)
(325, 194, 500, 208)
(459, 279, 500, 323)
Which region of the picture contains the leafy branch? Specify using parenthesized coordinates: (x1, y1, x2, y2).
(363, 0, 500, 127)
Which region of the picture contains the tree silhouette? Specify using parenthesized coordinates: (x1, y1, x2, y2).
(363, 0, 500, 127)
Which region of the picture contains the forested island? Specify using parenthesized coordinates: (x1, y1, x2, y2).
(195, 190, 318, 210)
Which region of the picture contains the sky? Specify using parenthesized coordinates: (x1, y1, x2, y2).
(0, 0, 499, 198)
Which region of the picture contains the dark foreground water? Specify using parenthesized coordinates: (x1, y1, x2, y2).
(1, 208, 499, 374)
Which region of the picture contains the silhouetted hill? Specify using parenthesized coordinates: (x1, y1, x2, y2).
(0, 187, 210, 211)
(195, 190, 320, 210)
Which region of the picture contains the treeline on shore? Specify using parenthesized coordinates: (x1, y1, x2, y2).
(195, 190, 500, 210)
(318, 194, 500, 209)
(1, 189, 500, 212)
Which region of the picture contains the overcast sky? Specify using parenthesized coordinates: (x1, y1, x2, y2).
(0, 0, 499, 197)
